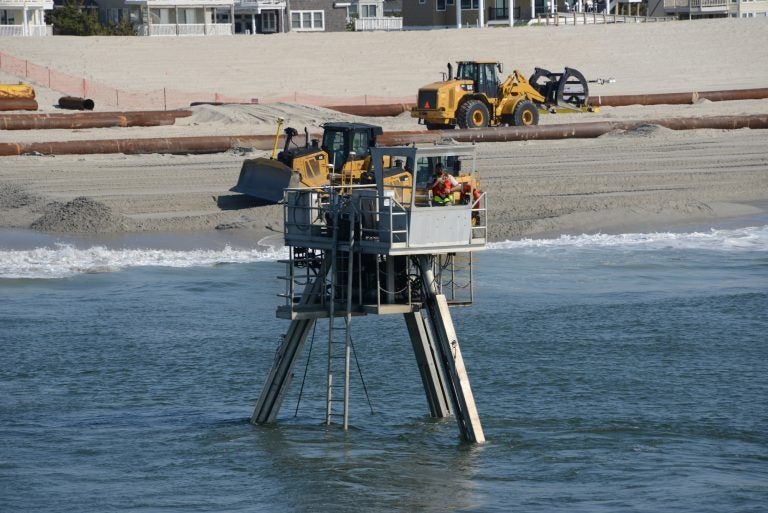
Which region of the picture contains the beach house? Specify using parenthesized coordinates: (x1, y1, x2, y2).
(0, 0, 53, 36)
(653, 0, 768, 18)
(106, 0, 402, 34)
(116, 0, 234, 35)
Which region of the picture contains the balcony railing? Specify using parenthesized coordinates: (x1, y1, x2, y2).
(354, 16, 402, 31)
(663, 0, 728, 8)
(137, 23, 232, 36)
(0, 0, 53, 6)
(0, 24, 50, 36)
(237, 0, 286, 8)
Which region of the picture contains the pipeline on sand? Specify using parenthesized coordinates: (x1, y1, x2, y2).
(0, 134, 276, 157)
(0, 98, 39, 112)
(0, 110, 193, 130)
(592, 87, 768, 107)
(325, 87, 768, 117)
(378, 115, 768, 145)
(1, 115, 766, 157)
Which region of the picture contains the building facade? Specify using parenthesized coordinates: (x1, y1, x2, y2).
(122, 0, 234, 35)
(91, 0, 351, 35)
(655, 0, 768, 18)
(402, 0, 561, 28)
(0, 0, 53, 36)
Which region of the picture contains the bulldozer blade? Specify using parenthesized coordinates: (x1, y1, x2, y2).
(230, 157, 301, 204)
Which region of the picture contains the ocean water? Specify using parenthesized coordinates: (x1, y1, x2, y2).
(1, 225, 767, 513)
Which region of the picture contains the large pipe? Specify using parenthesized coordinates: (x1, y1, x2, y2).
(584, 87, 768, 107)
(58, 96, 96, 111)
(0, 98, 38, 111)
(325, 104, 413, 117)
(324, 87, 768, 116)
(378, 115, 768, 145)
(0, 109, 192, 130)
(0, 134, 278, 157)
(1, 115, 766, 157)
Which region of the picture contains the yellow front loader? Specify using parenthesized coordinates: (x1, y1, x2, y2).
(412, 61, 593, 129)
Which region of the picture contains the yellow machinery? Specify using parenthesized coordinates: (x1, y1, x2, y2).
(231, 122, 405, 204)
(412, 61, 593, 129)
(0, 84, 35, 99)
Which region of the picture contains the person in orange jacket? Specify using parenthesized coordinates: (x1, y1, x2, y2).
(429, 163, 461, 206)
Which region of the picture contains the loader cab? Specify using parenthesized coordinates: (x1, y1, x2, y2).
(455, 61, 502, 99)
(414, 155, 463, 191)
(320, 122, 383, 173)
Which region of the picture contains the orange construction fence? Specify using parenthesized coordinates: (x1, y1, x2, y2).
(0, 51, 415, 110)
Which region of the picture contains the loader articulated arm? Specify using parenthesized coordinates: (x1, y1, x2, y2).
(498, 69, 546, 104)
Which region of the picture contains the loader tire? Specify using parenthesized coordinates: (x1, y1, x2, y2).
(513, 100, 539, 127)
(457, 100, 489, 129)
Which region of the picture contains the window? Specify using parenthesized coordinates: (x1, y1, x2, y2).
(151, 8, 174, 24)
(351, 132, 371, 159)
(106, 8, 122, 24)
(178, 9, 201, 24)
(461, 0, 480, 8)
(291, 10, 324, 31)
(361, 3, 378, 17)
(262, 10, 276, 32)
(437, 0, 446, 10)
(1, 10, 16, 24)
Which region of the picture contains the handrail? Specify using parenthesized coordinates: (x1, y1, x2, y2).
(663, 0, 728, 7)
(536, 13, 675, 24)
(354, 17, 403, 32)
(0, 24, 50, 37)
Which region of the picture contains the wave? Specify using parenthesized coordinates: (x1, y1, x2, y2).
(2, 225, 765, 279)
(489, 225, 768, 252)
(0, 244, 289, 279)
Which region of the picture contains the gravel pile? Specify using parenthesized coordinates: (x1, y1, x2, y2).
(31, 196, 131, 233)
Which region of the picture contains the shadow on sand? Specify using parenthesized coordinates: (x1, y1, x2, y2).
(216, 194, 276, 210)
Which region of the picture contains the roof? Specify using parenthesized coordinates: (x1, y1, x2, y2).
(321, 122, 383, 134)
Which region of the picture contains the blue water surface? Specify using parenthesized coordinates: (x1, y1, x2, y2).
(1, 227, 767, 512)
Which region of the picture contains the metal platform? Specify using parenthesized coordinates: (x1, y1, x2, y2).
(252, 143, 487, 443)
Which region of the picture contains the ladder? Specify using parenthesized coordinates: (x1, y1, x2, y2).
(324, 196, 356, 429)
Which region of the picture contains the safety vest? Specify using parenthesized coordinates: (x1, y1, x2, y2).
(462, 183, 480, 207)
(432, 175, 454, 198)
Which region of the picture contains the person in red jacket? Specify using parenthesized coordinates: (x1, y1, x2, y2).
(429, 163, 460, 206)
(462, 182, 482, 225)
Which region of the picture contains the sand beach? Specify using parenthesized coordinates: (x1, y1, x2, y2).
(1, 18, 768, 242)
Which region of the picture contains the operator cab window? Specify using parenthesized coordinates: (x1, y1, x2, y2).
(350, 131, 370, 160)
(456, 63, 476, 81)
(322, 131, 346, 171)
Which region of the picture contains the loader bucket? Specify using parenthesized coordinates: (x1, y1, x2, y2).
(530, 67, 590, 110)
(230, 157, 302, 204)
(556, 67, 589, 109)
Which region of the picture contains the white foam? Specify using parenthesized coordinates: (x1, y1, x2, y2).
(489, 225, 768, 252)
(3, 226, 766, 280)
(0, 244, 289, 279)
